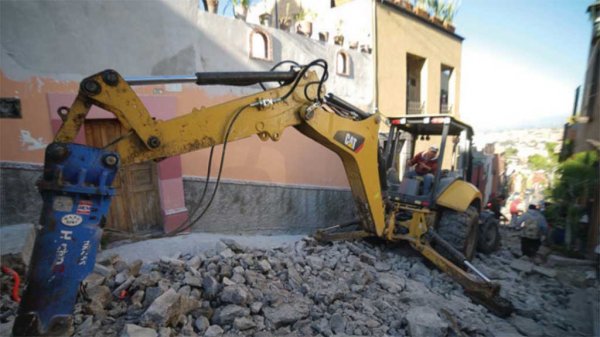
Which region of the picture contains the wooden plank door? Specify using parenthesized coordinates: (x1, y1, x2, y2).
(84, 119, 162, 233)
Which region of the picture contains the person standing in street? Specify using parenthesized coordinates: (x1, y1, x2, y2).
(509, 197, 522, 228)
(515, 204, 548, 257)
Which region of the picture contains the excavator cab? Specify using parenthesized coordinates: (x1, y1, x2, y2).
(382, 115, 474, 207)
(380, 115, 500, 257)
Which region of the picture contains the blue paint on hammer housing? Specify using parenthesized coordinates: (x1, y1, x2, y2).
(13, 143, 119, 336)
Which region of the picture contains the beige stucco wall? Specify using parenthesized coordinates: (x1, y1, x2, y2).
(375, 4, 462, 118)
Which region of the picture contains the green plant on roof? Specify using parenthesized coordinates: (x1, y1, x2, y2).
(427, 0, 446, 17)
(231, 0, 250, 7)
(294, 7, 317, 21)
(442, 0, 460, 23)
(414, 0, 428, 10)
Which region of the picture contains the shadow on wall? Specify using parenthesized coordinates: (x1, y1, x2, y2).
(0, 0, 270, 79)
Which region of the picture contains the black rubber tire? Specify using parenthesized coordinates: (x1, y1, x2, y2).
(436, 206, 479, 262)
(477, 212, 501, 254)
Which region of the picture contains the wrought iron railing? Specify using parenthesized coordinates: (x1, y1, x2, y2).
(407, 100, 423, 115)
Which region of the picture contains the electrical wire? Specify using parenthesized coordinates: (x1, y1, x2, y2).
(126, 60, 332, 238)
(164, 104, 252, 236)
(259, 60, 302, 91)
(160, 145, 216, 237)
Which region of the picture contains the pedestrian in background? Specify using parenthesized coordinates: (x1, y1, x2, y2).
(509, 197, 522, 228)
(515, 204, 548, 257)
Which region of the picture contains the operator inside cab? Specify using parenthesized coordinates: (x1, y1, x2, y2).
(406, 146, 439, 195)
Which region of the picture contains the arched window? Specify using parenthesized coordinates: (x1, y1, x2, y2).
(336, 51, 350, 76)
(249, 29, 272, 60)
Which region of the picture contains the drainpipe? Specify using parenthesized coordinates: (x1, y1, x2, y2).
(372, 0, 379, 114)
(275, 0, 279, 29)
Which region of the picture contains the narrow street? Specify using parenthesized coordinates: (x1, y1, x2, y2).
(3, 228, 596, 337)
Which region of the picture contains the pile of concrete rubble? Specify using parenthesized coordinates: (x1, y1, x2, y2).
(1, 229, 598, 337)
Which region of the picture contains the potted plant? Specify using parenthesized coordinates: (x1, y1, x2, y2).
(442, 1, 458, 32)
(294, 7, 316, 37)
(400, 0, 413, 11)
(428, 0, 445, 26)
(334, 20, 344, 46)
(258, 1, 272, 26)
(204, 0, 219, 13)
(393, 0, 413, 11)
(260, 13, 272, 26)
(360, 44, 372, 54)
(319, 31, 329, 42)
(232, 0, 250, 21)
(414, 0, 430, 19)
(278, 3, 292, 31)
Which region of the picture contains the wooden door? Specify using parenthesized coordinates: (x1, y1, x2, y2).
(84, 119, 162, 233)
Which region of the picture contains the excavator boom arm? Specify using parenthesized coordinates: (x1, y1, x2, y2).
(14, 66, 386, 336)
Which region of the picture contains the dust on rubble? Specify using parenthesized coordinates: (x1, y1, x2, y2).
(1, 229, 597, 337)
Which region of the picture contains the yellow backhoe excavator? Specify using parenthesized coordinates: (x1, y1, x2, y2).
(13, 59, 512, 336)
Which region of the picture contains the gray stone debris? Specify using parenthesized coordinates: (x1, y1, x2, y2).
(141, 288, 181, 327)
(510, 258, 534, 273)
(406, 306, 449, 337)
(0, 231, 594, 337)
(263, 303, 309, 328)
(120, 324, 158, 337)
(204, 325, 224, 337)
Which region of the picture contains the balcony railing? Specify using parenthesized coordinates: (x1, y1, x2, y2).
(440, 103, 452, 114)
(407, 100, 423, 115)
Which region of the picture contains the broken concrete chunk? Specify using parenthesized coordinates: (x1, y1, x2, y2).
(120, 324, 158, 337)
(94, 263, 115, 277)
(329, 313, 347, 334)
(532, 265, 557, 278)
(547, 254, 596, 267)
(510, 259, 534, 273)
(263, 303, 309, 328)
(305, 256, 324, 271)
(220, 285, 249, 305)
(186, 256, 201, 270)
(113, 259, 129, 273)
(510, 316, 544, 337)
(183, 275, 202, 288)
(194, 316, 210, 334)
(203, 325, 224, 337)
(129, 259, 144, 277)
(211, 305, 249, 325)
(377, 273, 406, 293)
(202, 276, 220, 299)
(406, 306, 448, 337)
(233, 316, 256, 330)
(257, 260, 271, 273)
(83, 273, 106, 289)
(87, 285, 112, 307)
(218, 248, 235, 259)
(220, 238, 246, 253)
(359, 252, 377, 266)
(142, 288, 181, 327)
(250, 301, 263, 314)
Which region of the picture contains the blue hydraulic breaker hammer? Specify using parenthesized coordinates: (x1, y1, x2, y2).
(12, 142, 119, 336)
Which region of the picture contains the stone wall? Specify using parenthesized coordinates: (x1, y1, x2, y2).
(183, 177, 356, 235)
(0, 163, 42, 225)
(0, 164, 357, 233)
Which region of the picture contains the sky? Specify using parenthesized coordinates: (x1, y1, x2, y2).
(455, 0, 593, 131)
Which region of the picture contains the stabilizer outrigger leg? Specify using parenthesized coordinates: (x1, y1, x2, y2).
(416, 229, 514, 318)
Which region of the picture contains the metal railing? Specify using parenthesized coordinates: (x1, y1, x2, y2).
(407, 100, 423, 115)
(440, 103, 452, 114)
